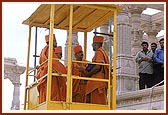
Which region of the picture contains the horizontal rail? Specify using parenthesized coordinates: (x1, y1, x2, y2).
(72, 75, 109, 82)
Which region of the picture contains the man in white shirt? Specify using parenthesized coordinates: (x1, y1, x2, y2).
(135, 41, 154, 90)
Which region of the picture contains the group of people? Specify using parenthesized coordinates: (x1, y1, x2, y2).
(36, 34, 110, 105)
(135, 38, 164, 90)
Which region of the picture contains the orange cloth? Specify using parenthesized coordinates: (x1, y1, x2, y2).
(73, 45, 82, 54)
(72, 60, 87, 103)
(45, 34, 56, 42)
(85, 47, 109, 105)
(36, 45, 66, 103)
(55, 46, 62, 53)
(93, 36, 104, 43)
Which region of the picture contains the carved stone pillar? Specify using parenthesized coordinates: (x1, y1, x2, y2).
(128, 4, 146, 56)
(116, 6, 138, 94)
(141, 23, 162, 45)
(12, 82, 20, 110)
(64, 31, 79, 65)
(4, 58, 26, 110)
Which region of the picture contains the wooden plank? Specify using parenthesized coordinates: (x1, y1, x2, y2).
(43, 4, 63, 25)
(57, 6, 80, 27)
(54, 4, 70, 26)
(28, 22, 78, 31)
(73, 7, 96, 28)
(86, 11, 114, 32)
(44, 4, 64, 25)
(28, 5, 51, 26)
(76, 4, 119, 11)
(70, 103, 109, 110)
(74, 9, 108, 30)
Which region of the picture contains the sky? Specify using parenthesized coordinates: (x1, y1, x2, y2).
(2, 2, 164, 111)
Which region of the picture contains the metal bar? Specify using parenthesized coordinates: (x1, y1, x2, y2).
(72, 60, 110, 66)
(112, 10, 117, 110)
(46, 4, 55, 106)
(52, 58, 67, 62)
(108, 64, 111, 109)
(93, 31, 113, 37)
(66, 4, 73, 109)
(83, 31, 87, 60)
(108, 19, 113, 109)
(24, 26, 32, 110)
(72, 75, 109, 82)
(33, 27, 38, 82)
(109, 20, 113, 66)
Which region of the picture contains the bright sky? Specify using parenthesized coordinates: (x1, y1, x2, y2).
(2, 2, 95, 111)
(2, 2, 164, 111)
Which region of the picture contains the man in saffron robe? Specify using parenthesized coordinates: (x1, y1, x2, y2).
(85, 35, 110, 105)
(53, 46, 67, 101)
(72, 45, 87, 103)
(36, 35, 66, 103)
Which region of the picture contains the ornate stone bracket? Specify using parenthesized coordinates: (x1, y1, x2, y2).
(4, 57, 26, 110)
(141, 22, 162, 44)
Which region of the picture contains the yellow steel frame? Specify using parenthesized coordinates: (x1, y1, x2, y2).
(112, 10, 117, 110)
(24, 4, 121, 110)
(66, 4, 73, 109)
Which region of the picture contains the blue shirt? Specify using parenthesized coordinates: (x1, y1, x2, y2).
(153, 48, 164, 64)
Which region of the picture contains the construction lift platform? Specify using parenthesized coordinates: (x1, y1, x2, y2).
(22, 4, 123, 110)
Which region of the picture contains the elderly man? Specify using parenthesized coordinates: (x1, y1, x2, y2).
(85, 35, 109, 105)
(53, 46, 67, 101)
(36, 35, 66, 103)
(72, 45, 88, 103)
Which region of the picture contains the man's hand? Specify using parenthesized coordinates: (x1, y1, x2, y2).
(78, 66, 86, 72)
(141, 57, 151, 61)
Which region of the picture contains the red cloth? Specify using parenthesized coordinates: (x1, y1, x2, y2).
(36, 45, 66, 103)
(85, 47, 109, 105)
(73, 45, 82, 54)
(72, 60, 87, 103)
(54, 46, 62, 53)
(93, 36, 104, 43)
(45, 34, 56, 42)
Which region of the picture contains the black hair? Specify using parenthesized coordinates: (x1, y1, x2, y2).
(141, 41, 148, 47)
(159, 38, 164, 42)
(151, 42, 157, 47)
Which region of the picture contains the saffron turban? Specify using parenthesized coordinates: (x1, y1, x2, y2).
(73, 45, 82, 54)
(93, 36, 104, 43)
(55, 46, 62, 53)
(45, 34, 56, 42)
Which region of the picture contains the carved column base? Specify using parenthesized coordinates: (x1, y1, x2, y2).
(116, 55, 139, 94)
(117, 85, 164, 110)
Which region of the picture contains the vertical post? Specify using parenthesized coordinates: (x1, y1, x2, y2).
(34, 27, 38, 81)
(94, 28, 97, 35)
(112, 10, 117, 110)
(109, 20, 113, 66)
(66, 4, 73, 109)
(46, 4, 55, 106)
(24, 25, 32, 110)
(108, 19, 113, 109)
(83, 31, 87, 60)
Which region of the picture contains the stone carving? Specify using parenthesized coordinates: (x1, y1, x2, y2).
(4, 57, 26, 110)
